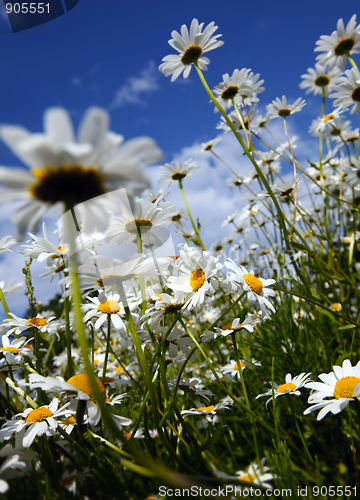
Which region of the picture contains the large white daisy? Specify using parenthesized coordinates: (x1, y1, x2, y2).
(304, 359, 360, 420)
(0, 107, 162, 238)
(159, 19, 224, 82)
(330, 67, 360, 115)
(167, 244, 224, 310)
(315, 14, 360, 70)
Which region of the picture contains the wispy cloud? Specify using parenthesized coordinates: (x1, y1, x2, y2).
(111, 61, 159, 108)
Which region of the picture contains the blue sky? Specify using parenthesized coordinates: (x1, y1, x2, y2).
(0, 0, 359, 317)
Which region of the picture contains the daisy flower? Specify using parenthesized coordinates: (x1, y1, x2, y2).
(201, 314, 260, 342)
(0, 107, 162, 239)
(198, 137, 222, 153)
(0, 445, 37, 493)
(343, 157, 360, 190)
(213, 68, 264, 112)
(104, 197, 176, 247)
(221, 359, 251, 379)
(0, 336, 34, 365)
(158, 159, 200, 184)
(215, 458, 274, 489)
(315, 15, 360, 70)
(309, 107, 345, 137)
(0, 280, 23, 297)
(168, 244, 224, 310)
(266, 96, 306, 119)
(1, 312, 57, 337)
(144, 290, 187, 329)
(256, 372, 311, 408)
(159, 19, 224, 82)
(330, 67, 360, 115)
(299, 63, 342, 96)
(0, 398, 73, 448)
(82, 291, 126, 333)
(0, 236, 17, 254)
(225, 259, 276, 316)
(304, 359, 360, 420)
(28, 373, 131, 430)
(167, 377, 214, 401)
(181, 398, 232, 422)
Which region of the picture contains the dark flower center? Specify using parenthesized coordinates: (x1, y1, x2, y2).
(334, 37, 355, 56)
(315, 75, 330, 87)
(171, 171, 187, 181)
(278, 109, 291, 118)
(30, 165, 105, 206)
(181, 45, 203, 65)
(351, 86, 360, 102)
(221, 85, 239, 100)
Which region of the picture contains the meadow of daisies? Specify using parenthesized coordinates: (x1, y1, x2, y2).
(0, 13, 360, 500)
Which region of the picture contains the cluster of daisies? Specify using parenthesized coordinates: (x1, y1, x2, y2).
(0, 13, 359, 497)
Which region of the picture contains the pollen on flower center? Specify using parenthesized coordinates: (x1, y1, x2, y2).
(221, 85, 239, 100)
(163, 303, 184, 314)
(27, 317, 47, 327)
(30, 164, 105, 206)
(324, 113, 335, 123)
(181, 45, 203, 65)
(233, 362, 245, 370)
(190, 269, 205, 292)
(25, 407, 54, 423)
(351, 86, 360, 102)
(1, 347, 18, 353)
(334, 37, 355, 56)
(334, 376, 360, 399)
(97, 300, 120, 314)
(276, 382, 297, 393)
(315, 75, 330, 87)
(63, 416, 76, 425)
(238, 473, 256, 483)
(278, 108, 291, 117)
(243, 273, 263, 295)
(199, 405, 215, 412)
(67, 373, 107, 402)
(125, 219, 153, 234)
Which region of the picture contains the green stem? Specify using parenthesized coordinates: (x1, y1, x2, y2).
(0, 287, 11, 318)
(102, 314, 112, 384)
(64, 295, 73, 379)
(178, 178, 205, 251)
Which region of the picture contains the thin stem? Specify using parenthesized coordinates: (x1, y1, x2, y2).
(0, 287, 11, 318)
(102, 314, 112, 384)
(178, 179, 205, 251)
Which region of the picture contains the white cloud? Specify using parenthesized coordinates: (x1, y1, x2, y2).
(111, 61, 159, 108)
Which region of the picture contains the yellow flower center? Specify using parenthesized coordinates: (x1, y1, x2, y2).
(67, 373, 107, 402)
(199, 405, 215, 412)
(1, 347, 18, 353)
(27, 317, 47, 327)
(238, 473, 256, 483)
(25, 407, 54, 423)
(243, 274, 263, 295)
(276, 382, 297, 393)
(123, 431, 132, 439)
(114, 366, 124, 373)
(181, 45, 203, 65)
(222, 323, 233, 331)
(171, 171, 187, 181)
(233, 361, 245, 371)
(125, 219, 153, 234)
(97, 300, 120, 314)
(63, 416, 76, 425)
(334, 376, 360, 399)
(324, 113, 335, 123)
(30, 165, 105, 205)
(330, 303, 342, 311)
(190, 269, 205, 292)
(58, 246, 67, 253)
